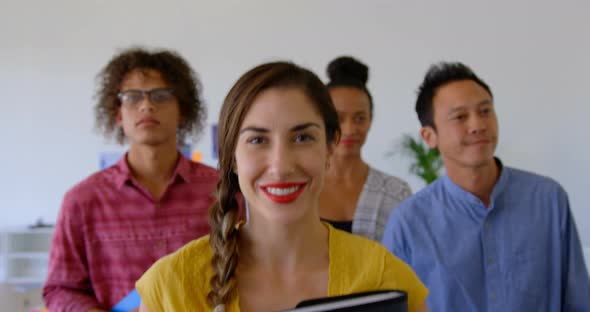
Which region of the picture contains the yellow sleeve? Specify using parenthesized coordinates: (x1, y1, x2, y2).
(135, 237, 213, 312)
(135, 255, 172, 312)
(379, 250, 428, 312)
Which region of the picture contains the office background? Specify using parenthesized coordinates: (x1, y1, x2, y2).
(1, 0, 588, 260)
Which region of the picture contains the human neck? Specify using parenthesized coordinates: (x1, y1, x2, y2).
(240, 216, 329, 272)
(126, 141, 179, 184)
(445, 158, 500, 207)
(328, 153, 369, 181)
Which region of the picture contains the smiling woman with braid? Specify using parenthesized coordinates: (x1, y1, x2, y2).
(135, 62, 428, 312)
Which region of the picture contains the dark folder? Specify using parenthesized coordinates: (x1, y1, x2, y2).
(287, 290, 407, 312)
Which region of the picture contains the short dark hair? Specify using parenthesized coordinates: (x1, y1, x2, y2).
(326, 56, 373, 116)
(94, 47, 205, 144)
(415, 62, 492, 128)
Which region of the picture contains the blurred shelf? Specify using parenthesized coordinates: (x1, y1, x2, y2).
(0, 227, 53, 285)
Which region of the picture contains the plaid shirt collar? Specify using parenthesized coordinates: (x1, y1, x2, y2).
(112, 151, 193, 188)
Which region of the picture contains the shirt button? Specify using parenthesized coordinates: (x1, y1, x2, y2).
(488, 257, 494, 265)
(155, 202, 161, 209)
(155, 241, 165, 249)
(484, 222, 489, 230)
(491, 292, 496, 300)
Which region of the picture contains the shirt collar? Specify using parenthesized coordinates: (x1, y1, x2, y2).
(442, 157, 510, 209)
(490, 158, 510, 202)
(174, 153, 193, 183)
(113, 155, 132, 188)
(112, 151, 193, 188)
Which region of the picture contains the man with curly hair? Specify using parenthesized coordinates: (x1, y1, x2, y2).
(43, 48, 219, 312)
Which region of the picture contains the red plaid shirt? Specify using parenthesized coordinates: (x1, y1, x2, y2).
(43, 154, 219, 311)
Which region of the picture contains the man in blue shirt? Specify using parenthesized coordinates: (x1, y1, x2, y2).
(382, 62, 590, 311)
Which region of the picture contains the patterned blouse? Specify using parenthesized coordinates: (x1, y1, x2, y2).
(351, 167, 412, 241)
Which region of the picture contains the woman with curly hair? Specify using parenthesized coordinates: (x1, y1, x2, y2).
(136, 61, 428, 312)
(43, 48, 219, 311)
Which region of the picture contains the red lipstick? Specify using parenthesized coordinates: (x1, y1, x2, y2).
(340, 139, 358, 146)
(260, 182, 307, 204)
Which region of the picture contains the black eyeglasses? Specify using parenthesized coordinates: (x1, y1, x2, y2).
(117, 88, 175, 107)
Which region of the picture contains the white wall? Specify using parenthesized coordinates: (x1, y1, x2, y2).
(0, 1, 588, 247)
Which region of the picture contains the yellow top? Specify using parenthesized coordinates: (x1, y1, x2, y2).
(136, 224, 428, 311)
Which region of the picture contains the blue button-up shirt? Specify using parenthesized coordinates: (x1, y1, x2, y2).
(382, 163, 590, 311)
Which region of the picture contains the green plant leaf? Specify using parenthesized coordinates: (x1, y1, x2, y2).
(397, 134, 442, 184)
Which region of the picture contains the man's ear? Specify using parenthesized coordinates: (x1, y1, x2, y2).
(177, 115, 186, 130)
(116, 108, 123, 126)
(420, 126, 438, 149)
